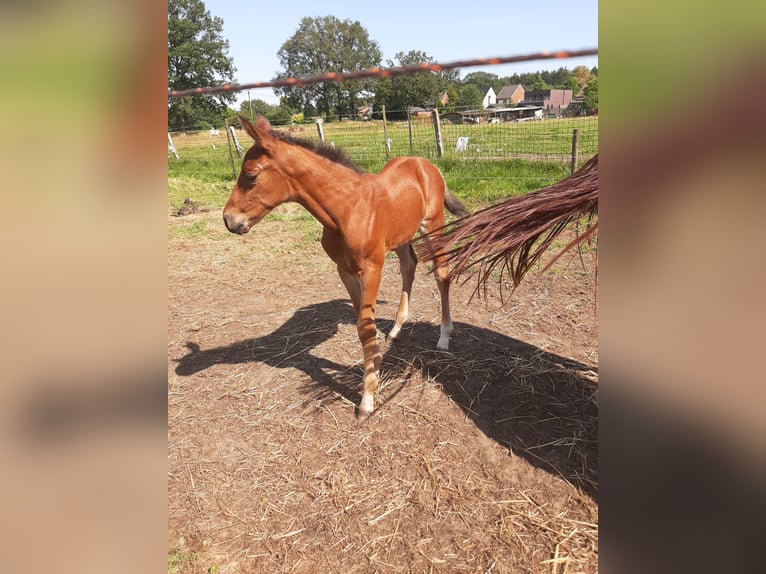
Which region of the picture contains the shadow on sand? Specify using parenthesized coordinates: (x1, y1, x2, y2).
(174, 298, 598, 499)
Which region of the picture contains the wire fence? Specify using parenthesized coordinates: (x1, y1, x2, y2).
(168, 111, 597, 205)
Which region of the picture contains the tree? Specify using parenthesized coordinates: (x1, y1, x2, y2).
(529, 73, 551, 91)
(566, 76, 580, 95)
(238, 99, 296, 126)
(168, 0, 237, 130)
(274, 16, 381, 120)
(375, 50, 446, 115)
(571, 65, 593, 89)
(539, 67, 571, 89)
(462, 71, 502, 95)
(238, 98, 276, 121)
(583, 76, 598, 112)
(453, 84, 483, 110)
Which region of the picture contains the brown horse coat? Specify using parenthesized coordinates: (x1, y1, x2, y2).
(224, 114, 467, 420)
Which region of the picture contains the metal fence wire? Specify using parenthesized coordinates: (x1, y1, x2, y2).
(168, 111, 597, 203)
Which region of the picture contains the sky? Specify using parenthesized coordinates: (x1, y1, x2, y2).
(203, 0, 598, 106)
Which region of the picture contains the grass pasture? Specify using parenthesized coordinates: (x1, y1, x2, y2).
(168, 116, 597, 209)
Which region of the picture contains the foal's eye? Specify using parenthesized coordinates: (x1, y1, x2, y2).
(246, 173, 258, 184)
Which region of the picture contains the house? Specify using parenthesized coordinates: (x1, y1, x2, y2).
(523, 89, 573, 113)
(496, 84, 525, 106)
(480, 86, 496, 109)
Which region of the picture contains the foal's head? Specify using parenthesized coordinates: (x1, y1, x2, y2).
(223, 114, 293, 235)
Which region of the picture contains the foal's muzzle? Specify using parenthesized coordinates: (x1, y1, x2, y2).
(223, 212, 250, 235)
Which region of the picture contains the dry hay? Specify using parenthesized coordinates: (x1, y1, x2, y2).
(168, 210, 598, 573)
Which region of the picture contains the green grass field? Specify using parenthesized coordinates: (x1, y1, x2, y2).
(168, 116, 597, 215)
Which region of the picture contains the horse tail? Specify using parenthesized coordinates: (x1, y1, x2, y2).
(444, 187, 469, 218)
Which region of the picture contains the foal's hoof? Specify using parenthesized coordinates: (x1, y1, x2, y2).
(355, 407, 372, 422)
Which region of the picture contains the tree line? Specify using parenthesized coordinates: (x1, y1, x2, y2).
(168, 0, 598, 130)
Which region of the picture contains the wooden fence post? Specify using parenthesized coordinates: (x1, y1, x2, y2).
(382, 105, 390, 159)
(228, 125, 243, 158)
(167, 132, 179, 160)
(571, 128, 579, 174)
(407, 109, 414, 155)
(225, 128, 237, 179)
(315, 118, 325, 143)
(432, 109, 443, 158)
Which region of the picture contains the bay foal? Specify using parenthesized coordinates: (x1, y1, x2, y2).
(223, 115, 467, 420)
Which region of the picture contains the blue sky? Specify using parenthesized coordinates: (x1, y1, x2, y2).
(204, 0, 598, 106)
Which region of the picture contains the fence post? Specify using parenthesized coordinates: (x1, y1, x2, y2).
(225, 128, 237, 179)
(315, 118, 325, 143)
(432, 109, 443, 158)
(228, 125, 242, 158)
(571, 128, 579, 174)
(407, 109, 414, 155)
(382, 105, 390, 159)
(167, 132, 179, 160)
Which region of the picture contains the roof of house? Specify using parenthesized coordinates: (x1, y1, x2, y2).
(497, 84, 523, 99)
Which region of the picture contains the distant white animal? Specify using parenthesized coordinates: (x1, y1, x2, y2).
(209, 128, 221, 137)
(385, 138, 393, 153)
(455, 136, 469, 152)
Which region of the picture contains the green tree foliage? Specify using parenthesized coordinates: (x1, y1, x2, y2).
(571, 65, 593, 89)
(374, 50, 446, 116)
(462, 71, 502, 95)
(542, 66, 572, 88)
(168, 0, 237, 130)
(238, 98, 276, 120)
(238, 99, 296, 126)
(529, 73, 551, 91)
(274, 16, 381, 120)
(454, 84, 483, 110)
(583, 76, 598, 112)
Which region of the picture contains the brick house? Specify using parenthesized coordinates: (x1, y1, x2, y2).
(523, 89, 573, 113)
(496, 84, 525, 105)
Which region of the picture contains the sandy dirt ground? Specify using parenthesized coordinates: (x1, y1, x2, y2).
(168, 206, 598, 573)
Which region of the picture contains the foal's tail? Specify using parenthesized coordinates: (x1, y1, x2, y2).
(444, 187, 469, 218)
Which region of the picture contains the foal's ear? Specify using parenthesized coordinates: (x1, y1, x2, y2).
(239, 114, 275, 152)
(254, 113, 272, 132)
(238, 115, 260, 141)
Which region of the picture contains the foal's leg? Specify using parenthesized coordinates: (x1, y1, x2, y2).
(387, 244, 418, 342)
(433, 259, 454, 351)
(336, 266, 362, 318)
(420, 222, 454, 351)
(356, 263, 383, 421)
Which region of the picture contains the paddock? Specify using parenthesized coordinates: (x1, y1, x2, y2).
(168, 202, 598, 573)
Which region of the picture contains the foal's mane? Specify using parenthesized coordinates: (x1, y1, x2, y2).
(271, 130, 367, 175)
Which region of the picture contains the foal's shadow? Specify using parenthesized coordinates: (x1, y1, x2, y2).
(174, 298, 598, 499)
(175, 299, 361, 405)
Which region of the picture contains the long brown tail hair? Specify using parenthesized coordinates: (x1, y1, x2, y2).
(420, 154, 598, 297)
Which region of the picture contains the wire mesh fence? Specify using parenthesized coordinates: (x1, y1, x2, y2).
(168, 112, 597, 205)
